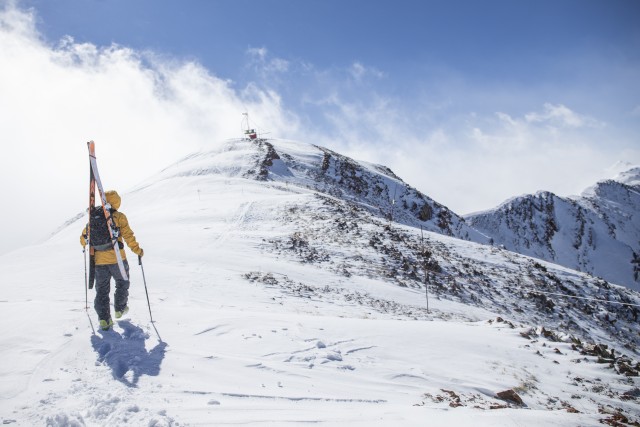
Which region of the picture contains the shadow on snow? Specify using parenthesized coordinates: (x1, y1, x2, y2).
(91, 320, 167, 387)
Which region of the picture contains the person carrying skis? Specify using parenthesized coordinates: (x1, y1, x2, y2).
(80, 190, 144, 330)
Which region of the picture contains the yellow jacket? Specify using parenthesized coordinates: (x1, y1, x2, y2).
(80, 191, 143, 265)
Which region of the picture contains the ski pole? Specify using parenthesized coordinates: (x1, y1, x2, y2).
(83, 247, 96, 334)
(83, 247, 88, 310)
(421, 226, 429, 313)
(138, 256, 154, 323)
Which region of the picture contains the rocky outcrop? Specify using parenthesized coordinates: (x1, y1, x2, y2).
(467, 169, 640, 290)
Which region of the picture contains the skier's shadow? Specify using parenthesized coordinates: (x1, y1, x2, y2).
(91, 320, 167, 387)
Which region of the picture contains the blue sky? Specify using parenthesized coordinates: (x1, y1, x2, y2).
(17, 0, 640, 129)
(23, 1, 639, 83)
(21, 0, 639, 158)
(1, 0, 639, 253)
(22, 1, 638, 76)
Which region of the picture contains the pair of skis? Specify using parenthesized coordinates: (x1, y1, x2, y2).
(87, 141, 128, 285)
(84, 141, 160, 339)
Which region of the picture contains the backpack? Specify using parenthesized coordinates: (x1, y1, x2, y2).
(89, 205, 122, 251)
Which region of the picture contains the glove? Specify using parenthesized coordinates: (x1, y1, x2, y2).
(138, 249, 144, 257)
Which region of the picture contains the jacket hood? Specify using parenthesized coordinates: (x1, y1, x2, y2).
(105, 190, 121, 210)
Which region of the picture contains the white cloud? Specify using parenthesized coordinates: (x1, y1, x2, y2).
(349, 62, 384, 82)
(0, 5, 298, 254)
(308, 96, 639, 215)
(524, 103, 604, 128)
(246, 46, 267, 61)
(246, 46, 290, 74)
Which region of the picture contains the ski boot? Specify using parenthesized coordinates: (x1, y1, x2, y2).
(115, 306, 129, 319)
(99, 318, 114, 331)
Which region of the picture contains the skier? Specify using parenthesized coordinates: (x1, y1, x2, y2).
(81, 190, 144, 330)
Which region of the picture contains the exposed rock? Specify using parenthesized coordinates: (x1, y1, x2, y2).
(466, 170, 640, 291)
(496, 389, 524, 406)
(418, 204, 433, 221)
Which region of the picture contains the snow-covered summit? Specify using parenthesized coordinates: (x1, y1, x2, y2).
(613, 166, 640, 188)
(151, 138, 487, 243)
(580, 165, 640, 198)
(466, 168, 640, 290)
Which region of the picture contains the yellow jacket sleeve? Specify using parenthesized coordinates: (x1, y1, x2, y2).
(116, 212, 143, 256)
(80, 224, 88, 247)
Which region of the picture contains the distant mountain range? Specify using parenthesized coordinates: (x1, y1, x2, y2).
(228, 138, 639, 291)
(466, 167, 640, 291)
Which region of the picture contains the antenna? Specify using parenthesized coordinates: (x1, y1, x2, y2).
(242, 112, 257, 140)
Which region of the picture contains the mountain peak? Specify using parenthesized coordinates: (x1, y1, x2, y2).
(467, 172, 640, 290)
(614, 166, 640, 188)
(153, 138, 487, 242)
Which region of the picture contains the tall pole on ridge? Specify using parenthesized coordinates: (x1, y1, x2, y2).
(421, 226, 429, 313)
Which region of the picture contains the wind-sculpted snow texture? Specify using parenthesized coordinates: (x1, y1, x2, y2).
(1, 139, 639, 426)
(466, 167, 640, 291)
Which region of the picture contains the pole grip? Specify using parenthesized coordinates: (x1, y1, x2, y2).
(138, 255, 142, 266)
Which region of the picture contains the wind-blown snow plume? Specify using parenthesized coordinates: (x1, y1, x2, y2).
(0, 3, 298, 254)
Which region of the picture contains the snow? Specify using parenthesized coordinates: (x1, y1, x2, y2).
(613, 166, 640, 189)
(1, 138, 639, 426)
(467, 171, 640, 290)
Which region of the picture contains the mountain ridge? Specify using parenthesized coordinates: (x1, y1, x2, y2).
(148, 138, 488, 243)
(467, 167, 640, 290)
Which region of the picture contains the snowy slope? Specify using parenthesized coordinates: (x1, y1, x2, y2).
(154, 138, 487, 242)
(466, 168, 640, 291)
(1, 139, 639, 426)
